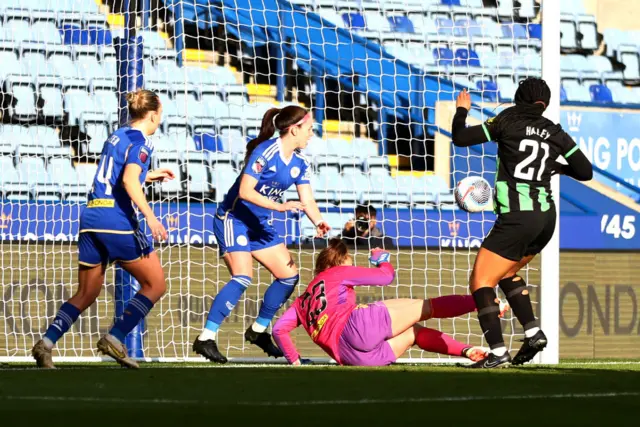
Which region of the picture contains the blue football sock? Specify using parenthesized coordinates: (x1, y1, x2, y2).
(43, 302, 81, 346)
(109, 293, 154, 344)
(256, 275, 299, 327)
(205, 275, 251, 331)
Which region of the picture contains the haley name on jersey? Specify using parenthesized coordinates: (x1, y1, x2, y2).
(483, 105, 578, 214)
(218, 138, 311, 221)
(80, 127, 154, 233)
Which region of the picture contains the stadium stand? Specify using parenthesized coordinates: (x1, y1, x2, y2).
(0, 0, 638, 212)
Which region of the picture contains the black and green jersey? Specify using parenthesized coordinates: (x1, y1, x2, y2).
(482, 105, 579, 214)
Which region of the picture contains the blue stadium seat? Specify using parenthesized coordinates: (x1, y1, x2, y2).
(88, 26, 113, 45)
(364, 13, 392, 32)
(476, 80, 499, 102)
(193, 132, 224, 152)
(589, 84, 613, 103)
(560, 86, 568, 102)
(6, 78, 38, 121)
(454, 49, 481, 67)
(93, 90, 118, 117)
(40, 86, 64, 121)
(563, 80, 591, 102)
(175, 92, 206, 118)
(342, 13, 366, 30)
(528, 24, 542, 40)
(441, 0, 461, 5)
(577, 15, 598, 51)
(29, 126, 60, 148)
(433, 47, 454, 66)
(185, 160, 213, 196)
(31, 21, 62, 44)
(454, 19, 482, 38)
(78, 55, 108, 81)
(387, 16, 414, 34)
(5, 19, 31, 44)
(61, 24, 89, 45)
(186, 66, 217, 85)
(0, 156, 20, 188)
(156, 59, 183, 84)
(155, 153, 182, 196)
(21, 52, 50, 78)
(50, 54, 80, 80)
(18, 157, 50, 186)
(75, 163, 98, 188)
(561, 15, 578, 50)
(501, 24, 528, 39)
(140, 30, 167, 49)
(619, 46, 640, 82)
(209, 66, 238, 85)
(588, 56, 613, 74)
(435, 18, 454, 37)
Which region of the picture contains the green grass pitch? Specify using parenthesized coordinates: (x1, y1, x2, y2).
(1, 361, 639, 425)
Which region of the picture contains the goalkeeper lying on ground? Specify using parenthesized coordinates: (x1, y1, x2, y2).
(273, 239, 507, 366)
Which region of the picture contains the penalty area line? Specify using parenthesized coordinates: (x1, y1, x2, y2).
(1, 392, 639, 407)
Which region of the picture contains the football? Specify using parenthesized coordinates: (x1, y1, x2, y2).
(454, 176, 493, 212)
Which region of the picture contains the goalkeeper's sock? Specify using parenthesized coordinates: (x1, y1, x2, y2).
(472, 287, 506, 355)
(201, 275, 251, 340)
(108, 293, 154, 344)
(498, 276, 540, 338)
(415, 327, 467, 357)
(429, 295, 477, 318)
(253, 275, 299, 332)
(43, 302, 81, 349)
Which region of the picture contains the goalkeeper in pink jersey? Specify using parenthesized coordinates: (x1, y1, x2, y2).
(273, 239, 503, 366)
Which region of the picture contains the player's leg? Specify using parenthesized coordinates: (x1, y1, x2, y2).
(465, 247, 520, 368)
(96, 230, 165, 369)
(195, 215, 253, 363)
(383, 294, 478, 338)
(247, 242, 298, 357)
(386, 324, 486, 362)
(507, 210, 556, 365)
(32, 233, 107, 368)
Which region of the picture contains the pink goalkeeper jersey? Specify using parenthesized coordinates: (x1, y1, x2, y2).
(273, 262, 395, 364)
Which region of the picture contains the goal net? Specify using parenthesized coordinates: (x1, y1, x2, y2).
(0, 0, 552, 363)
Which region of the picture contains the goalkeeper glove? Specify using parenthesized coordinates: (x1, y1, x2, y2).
(369, 250, 390, 266)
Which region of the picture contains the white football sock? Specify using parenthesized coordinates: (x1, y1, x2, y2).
(525, 327, 540, 338)
(198, 329, 217, 341)
(251, 322, 267, 333)
(491, 346, 507, 356)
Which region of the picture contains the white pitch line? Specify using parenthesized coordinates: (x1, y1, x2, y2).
(1, 392, 638, 407)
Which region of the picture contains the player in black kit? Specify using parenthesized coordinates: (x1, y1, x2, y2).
(451, 78, 593, 368)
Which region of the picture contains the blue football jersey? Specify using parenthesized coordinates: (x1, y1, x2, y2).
(219, 138, 311, 221)
(80, 127, 155, 232)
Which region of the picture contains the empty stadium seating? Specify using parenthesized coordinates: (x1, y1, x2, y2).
(1, 0, 639, 207)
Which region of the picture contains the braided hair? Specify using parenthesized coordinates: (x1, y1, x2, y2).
(514, 77, 551, 114)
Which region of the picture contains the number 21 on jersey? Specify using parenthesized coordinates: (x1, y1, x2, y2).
(514, 139, 550, 181)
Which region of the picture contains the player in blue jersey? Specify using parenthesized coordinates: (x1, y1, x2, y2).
(32, 90, 175, 369)
(194, 105, 331, 363)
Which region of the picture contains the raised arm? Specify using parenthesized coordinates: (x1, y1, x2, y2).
(555, 133, 593, 181)
(451, 90, 492, 148)
(272, 305, 302, 365)
(340, 262, 395, 287)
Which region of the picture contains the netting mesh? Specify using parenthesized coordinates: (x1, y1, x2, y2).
(0, 0, 542, 361)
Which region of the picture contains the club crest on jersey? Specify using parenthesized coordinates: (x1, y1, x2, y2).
(139, 147, 149, 163)
(290, 166, 300, 179)
(252, 156, 266, 174)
